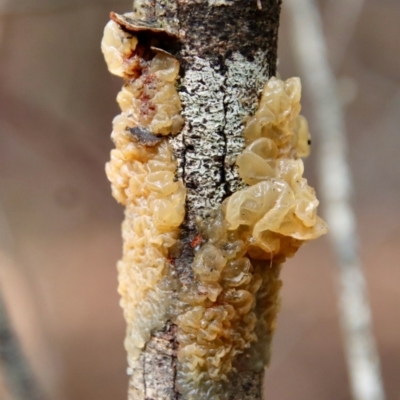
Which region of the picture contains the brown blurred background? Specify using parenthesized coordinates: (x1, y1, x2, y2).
(0, 0, 399, 399)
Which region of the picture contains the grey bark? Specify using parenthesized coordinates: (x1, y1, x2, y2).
(122, 0, 281, 398)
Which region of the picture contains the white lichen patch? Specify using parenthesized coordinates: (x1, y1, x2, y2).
(224, 50, 270, 194)
(176, 77, 327, 400)
(208, 0, 235, 6)
(132, 0, 148, 19)
(102, 20, 186, 366)
(170, 56, 227, 226)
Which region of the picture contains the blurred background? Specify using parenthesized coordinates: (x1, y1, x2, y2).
(0, 0, 399, 399)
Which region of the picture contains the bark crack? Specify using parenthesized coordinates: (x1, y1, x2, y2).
(221, 68, 232, 201)
(142, 355, 147, 399)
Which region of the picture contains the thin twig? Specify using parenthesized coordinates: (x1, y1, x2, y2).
(0, 289, 43, 400)
(285, 1, 386, 400)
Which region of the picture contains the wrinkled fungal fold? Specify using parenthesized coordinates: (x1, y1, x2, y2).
(102, 14, 327, 400)
(102, 18, 186, 365)
(175, 77, 327, 399)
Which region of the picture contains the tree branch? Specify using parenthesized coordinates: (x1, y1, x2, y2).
(105, 0, 282, 398)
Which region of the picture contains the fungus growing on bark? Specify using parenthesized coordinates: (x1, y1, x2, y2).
(102, 7, 327, 400)
(174, 77, 327, 400)
(102, 19, 186, 365)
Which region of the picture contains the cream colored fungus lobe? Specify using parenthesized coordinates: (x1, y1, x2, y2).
(102, 19, 186, 366)
(102, 14, 327, 400)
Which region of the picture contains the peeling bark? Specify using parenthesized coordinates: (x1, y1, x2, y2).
(122, 0, 281, 398)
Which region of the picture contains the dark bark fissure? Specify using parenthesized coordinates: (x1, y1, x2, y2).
(172, 0, 281, 292)
(221, 69, 232, 202)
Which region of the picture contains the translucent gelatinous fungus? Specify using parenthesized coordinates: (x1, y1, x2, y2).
(103, 13, 327, 399)
(102, 19, 186, 365)
(175, 77, 327, 399)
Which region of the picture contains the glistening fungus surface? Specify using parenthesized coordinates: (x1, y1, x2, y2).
(102, 12, 327, 400)
(175, 78, 328, 400)
(102, 19, 186, 366)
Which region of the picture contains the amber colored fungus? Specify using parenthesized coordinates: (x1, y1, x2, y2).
(102, 15, 327, 398)
(101, 20, 186, 366)
(175, 77, 328, 399)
